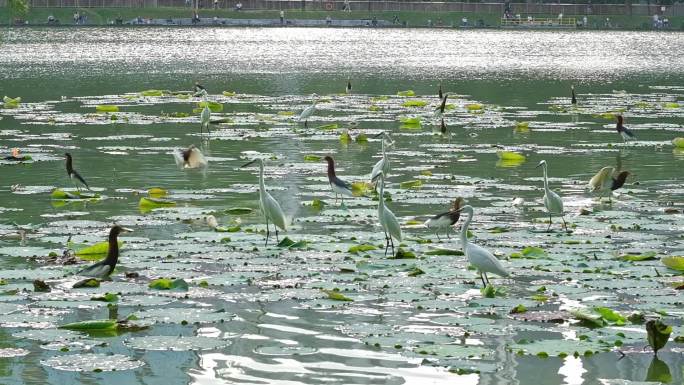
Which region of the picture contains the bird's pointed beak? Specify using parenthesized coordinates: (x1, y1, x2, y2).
(535, 162, 544, 168)
(372, 132, 384, 138)
(121, 227, 134, 233)
(241, 159, 257, 168)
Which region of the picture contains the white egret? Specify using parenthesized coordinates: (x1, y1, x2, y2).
(77, 225, 132, 279)
(616, 115, 636, 141)
(457, 205, 510, 288)
(242, 159, 287, 246)
(173, 144, 207, 169)
(370, 132, 393, 183)
(424, 197, 465, 240)
(200, 95, 211, 135)
(587, 167, 630, 202)
(64, 153, 91, 191)
(324, 156, 354, 204)
(376, 172, 402, 256)
(536, 160, 567, 231)
(298, 93, 319, 128)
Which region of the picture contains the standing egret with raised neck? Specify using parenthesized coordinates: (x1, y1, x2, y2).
(324, 156, 354, 205)
(457, 205, 509, 288)
(200, 95, 211, 136)
(241, 158, 287, 246)
(370, 132, 393, 183)
(77, 225, 132, 279)
(298, 93, 319, 128)
(536, 160, 567, 232)
(64, 152, 91, 191)
(376, 172, 401, 256)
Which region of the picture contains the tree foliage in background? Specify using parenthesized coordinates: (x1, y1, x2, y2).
(8, 0, 30, 19)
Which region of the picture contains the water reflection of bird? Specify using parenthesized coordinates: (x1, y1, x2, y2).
(64, 152, 91, 191)
(376, 172, 401, 256)
(571, 85, 577, 105)
(616, 115, 636, 142)
(77, 225, 132, 279)
(298, 93, 318, 128)
(536, 160, 567, 231)
(242, 159, 287, 246)
(439, 118, 447, 135)
(457, 205, 509, 288)
(425, 197, 464, 240)
(325, 156, 354, 204)
(370, 132, 392, 183)
(587, 167, 630, 202)
(173, 144, 207, 169)
(434, 93, 447, 117)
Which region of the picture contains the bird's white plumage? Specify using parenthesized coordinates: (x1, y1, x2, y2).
(200, 95, 211, 131)
(298, 94, 318, 122)
(331, 181, 354, 197)
(255, 160, 287, 231)
(459, 205, 509, 278)
(538, 160, 564, 216)
(424, 215, 452, 229)
(370, 134, 392, 182)
(377, 173, 402, 243)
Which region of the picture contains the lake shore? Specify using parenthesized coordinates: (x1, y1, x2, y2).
(2, 8, 683, 31)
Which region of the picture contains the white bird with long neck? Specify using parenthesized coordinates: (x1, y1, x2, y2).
(241, 159, 287, 246)
(370, 132, 393, 183)
(376, 172, 401, 256)
(298, 93, 319, 128)
(536, 160, 567, 231)
(457, 205, 509, 288)
(200, 95, 211, 135)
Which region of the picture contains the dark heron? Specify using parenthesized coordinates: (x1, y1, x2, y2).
(64, 153, 90, 191)
(76, 225, 132, 279)
(324, 156, 354, 204)
(616, 115, 636, 142)
(424, 197, 465, 240)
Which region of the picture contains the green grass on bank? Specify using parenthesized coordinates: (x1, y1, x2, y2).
(1, 7, 683, 30)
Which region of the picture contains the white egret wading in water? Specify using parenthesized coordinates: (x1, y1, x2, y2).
(242, 159, 287, 246)
(370, 132, 393, 183)
(424, 197, 464, 240)
(64, 153, 91, 191)
(200, 95, 211, 135)
(376, 172, 402, 256)
(536, 160, 567, 231)
(324, 156, 354, 205)
(298, 93, 319, 128)
(457, 205, 509, 288)
(77, 225, 132, 279)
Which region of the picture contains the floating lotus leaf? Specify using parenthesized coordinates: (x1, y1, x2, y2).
(672, 137, 684, 148)
(197, 101, 223, 112)
(397, 90, 415, 97)
(124, 336, 231, 351)
(401, 100, 427, 107)
(661, 256, 684, 271)
(95, 105, 119, 112)
(41, 353, 144, 372)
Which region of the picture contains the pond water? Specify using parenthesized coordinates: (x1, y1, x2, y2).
(0, 27, 683, 385)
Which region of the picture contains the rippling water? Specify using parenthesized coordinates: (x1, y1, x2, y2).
(0, 27, 683, 385)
